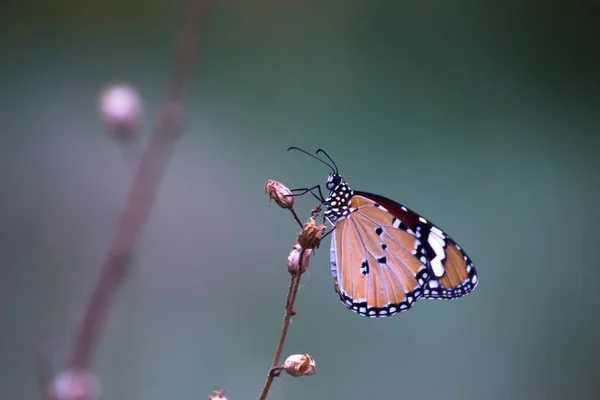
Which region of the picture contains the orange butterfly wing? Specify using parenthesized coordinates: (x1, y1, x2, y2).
(330, 193, 478, 317)
(354, 191, 478, 300)
(330, 195, 429, 317)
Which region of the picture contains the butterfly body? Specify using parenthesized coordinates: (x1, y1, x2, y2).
(323, 172, 478, 318)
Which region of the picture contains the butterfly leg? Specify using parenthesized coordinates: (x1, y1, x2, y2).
(290, 185, 326, 203)
(320, 225, 336, 239)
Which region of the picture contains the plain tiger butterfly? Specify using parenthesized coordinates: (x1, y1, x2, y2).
(288, 147, 478, 318)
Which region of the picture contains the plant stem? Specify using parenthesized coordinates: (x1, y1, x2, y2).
(289, 208, 304, 228)
(258, 250, 308, 400)
(64, 0, 209, 372)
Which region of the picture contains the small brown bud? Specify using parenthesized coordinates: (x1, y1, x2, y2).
(265, 180, 294, 209)
(208, 390, 227, 400)
(282, 354, 316, 377)
(287, 244, 311, 274)
(297, 217, 326, 250)
(287, 217, 326, 274)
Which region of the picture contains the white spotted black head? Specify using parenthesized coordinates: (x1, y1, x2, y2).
(287, 147, 352, 223)
(324, 173, 354, 223)
(326, 172, 343, 192)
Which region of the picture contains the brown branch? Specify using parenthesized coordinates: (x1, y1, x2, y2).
(64, 0, 210, 372)
(262, 183, 323, 397)
(258, 250, 308, 400)
(289, 208, 304, 228)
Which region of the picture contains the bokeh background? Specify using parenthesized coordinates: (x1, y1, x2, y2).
(2, 1, 599, 399)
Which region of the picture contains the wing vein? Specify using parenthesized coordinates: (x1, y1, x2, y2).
(348, 215, 390, 309)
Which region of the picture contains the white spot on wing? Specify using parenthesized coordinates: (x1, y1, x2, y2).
(428, 232, 446, 278)
(431, 226, 444, 237)
(430, 258, 445, 278)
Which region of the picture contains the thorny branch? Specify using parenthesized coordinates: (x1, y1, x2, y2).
(36, 2, 210, 395)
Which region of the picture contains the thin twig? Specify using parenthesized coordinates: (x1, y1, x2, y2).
(64, 0, 210, 372)
(258, 250, 308, 400)
(289, 208, 304, 228)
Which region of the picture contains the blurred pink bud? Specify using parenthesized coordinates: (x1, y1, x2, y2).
(98, 83, 142, 139)
(47, 369, 102, 400)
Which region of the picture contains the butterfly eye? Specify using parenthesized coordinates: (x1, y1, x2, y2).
(327, 174, 342, 190)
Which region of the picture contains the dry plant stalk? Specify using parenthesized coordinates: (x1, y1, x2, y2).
(68, 0, 209, 371)
(39, 1, 210, 399)
(260, 182, 325, 400)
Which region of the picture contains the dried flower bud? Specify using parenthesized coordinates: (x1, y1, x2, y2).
(297, 217, 326, 250)
(98, 84, 143, 140)
(208, 390, 227, 400)
(287, 243, 311, 274)
(282, 354, 316, 377)
(265, 180, 294, 209)
(47, 369, 102, 400)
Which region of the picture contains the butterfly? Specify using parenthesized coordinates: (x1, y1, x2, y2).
(288, 147, 478, 318)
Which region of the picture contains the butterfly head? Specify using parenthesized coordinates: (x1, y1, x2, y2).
(287, 147, 352, 223)
(324, 173, 353, 223)
(326, 172, 343, 191)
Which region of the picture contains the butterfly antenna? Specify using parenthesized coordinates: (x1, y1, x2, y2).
(287, 146, 336, 173)
(316, 149, 338, 174)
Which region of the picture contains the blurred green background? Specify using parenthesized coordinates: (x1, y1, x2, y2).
(2, 1, 599, 399)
